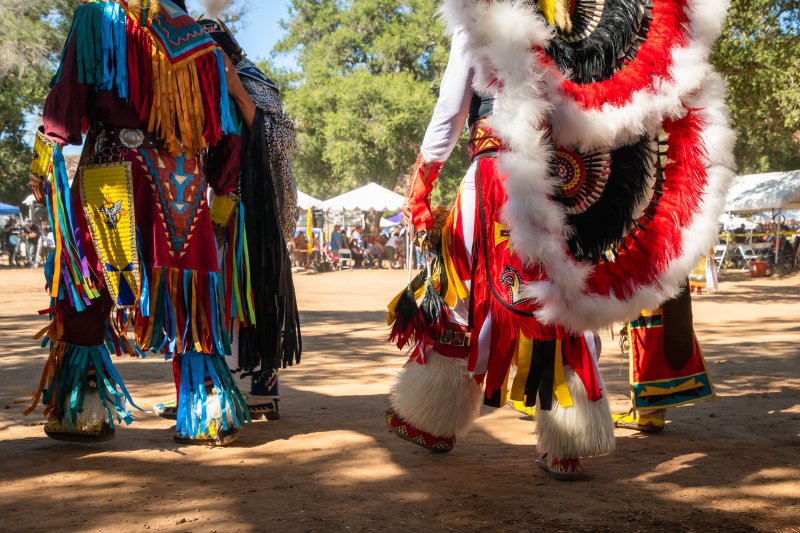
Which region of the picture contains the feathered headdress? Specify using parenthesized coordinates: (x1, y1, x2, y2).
(200, 0, 233, 18)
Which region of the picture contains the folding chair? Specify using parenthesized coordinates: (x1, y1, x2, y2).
(712, 244, 728, 273)
(338, 249, 353, 269)
(738, 245, 759, 271)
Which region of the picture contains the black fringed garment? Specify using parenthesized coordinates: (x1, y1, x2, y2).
(238, 107, 302, 372)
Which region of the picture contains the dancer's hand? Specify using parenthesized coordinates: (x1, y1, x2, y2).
(29, 178, 45, 204)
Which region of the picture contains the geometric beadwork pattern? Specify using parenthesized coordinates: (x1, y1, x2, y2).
(385, 409, 455, 453)
(143, 0, 218, 65)
(138, 149, 204, 258)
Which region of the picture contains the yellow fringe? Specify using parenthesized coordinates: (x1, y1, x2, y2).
(510, 332, 533, 402)
(147, 43, 210, 155)
(553, 0, 573, 32)
(112, 0, 215, 156)
(553, 340, 574, 408)
(126, 0, 161, 21)
(539, 0, 556, 25)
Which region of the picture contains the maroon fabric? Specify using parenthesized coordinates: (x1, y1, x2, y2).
(131, 149, 219, 272)
(43, 40, 145, 146)
(205, 134, 243, 195)
(57, 291, 113, 346)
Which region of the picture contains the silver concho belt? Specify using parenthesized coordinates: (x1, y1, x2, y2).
(96, 127, 163, 151)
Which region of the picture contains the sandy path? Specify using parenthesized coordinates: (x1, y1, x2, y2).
(0, 267, 798, 532)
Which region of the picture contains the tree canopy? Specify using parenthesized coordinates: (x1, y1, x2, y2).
(1, 0, 798, 209)
(272, 0, 800, 201)
(271, 0, 468, 205)
(0, 0, 82, 207)
(712, 0, 800, 173)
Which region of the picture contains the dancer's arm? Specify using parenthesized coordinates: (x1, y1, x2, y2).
(29, 39, 90, 204)
(406, 28, 473, 232)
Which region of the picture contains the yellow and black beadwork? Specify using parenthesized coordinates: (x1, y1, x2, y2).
(30, 127, 60, 183)
(80, 162, 140, 309)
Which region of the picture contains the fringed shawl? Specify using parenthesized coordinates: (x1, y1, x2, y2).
(52, 0, 236, 155)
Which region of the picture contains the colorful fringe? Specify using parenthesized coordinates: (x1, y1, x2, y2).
(223, 203, 257, 336)
(134, 267, 231, 357)
(175, 352, 249, 438)
(43, 147, 100, 312)
(25, 341, 139, 429)
(52, 0, 235, 155)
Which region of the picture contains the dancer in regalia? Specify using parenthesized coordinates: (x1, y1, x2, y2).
(154, 17, 302, 422)
(614, 287, 715, 432)
(204, 19, 301, 421)
(385, 0, 735, 480)
(26, 0, 257, 446)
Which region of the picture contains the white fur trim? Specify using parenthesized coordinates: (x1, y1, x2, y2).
(73, 392, 109, 431)
(442, 0, 736, 332)
(521, 72, 737, 331)
(535, 367, 615, 458)
(390, 349, 483, 438)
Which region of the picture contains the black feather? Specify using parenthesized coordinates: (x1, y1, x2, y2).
(419, 257, 449, 338)
(388, 269, 428, 350)
(564, 137, 655, 262)
(546, 0, 647, 84)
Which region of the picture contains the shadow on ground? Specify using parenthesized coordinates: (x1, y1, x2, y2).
(0, 270, 798, 532)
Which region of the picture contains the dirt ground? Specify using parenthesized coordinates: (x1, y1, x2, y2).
(0, 267, 798, 532)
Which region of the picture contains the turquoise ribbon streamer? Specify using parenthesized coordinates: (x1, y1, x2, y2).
(215, 50, 238, 134)
(175, 352, 249, 438)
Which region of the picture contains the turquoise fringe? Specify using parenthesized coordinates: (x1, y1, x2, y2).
(175, 352, 250, 438)
(52, 1, 129, 103)
(43, 341, 142, 429)
(215, 49, 239, 135)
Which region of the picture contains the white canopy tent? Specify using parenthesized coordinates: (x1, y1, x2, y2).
(321, 182, 404, 212)
(723, 170, 800, 263)
(297, 190, 322, 210)
(718, 213, 755, 230)
(724, 171, 800, 213)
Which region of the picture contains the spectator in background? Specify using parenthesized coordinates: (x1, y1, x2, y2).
(23, 220, 41, 268)
(733, 223, 747, 244)
(348, 237, 364, 269)
(330, 225, 346, 256)
(367, 237, 384, 268)
(394, 232, 406, 270)
(42, 229, 55, 260)
(385, 230, 401, 268)
(3, 216, 18, 256)
(352, 226, 363, 247)
(294, 232, 309, 267)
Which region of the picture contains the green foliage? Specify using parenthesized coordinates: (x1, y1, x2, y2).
(712, 0, 800, 173)
(0, 0, 82, 207)
(0, 0, 247, 208)
(271, 0, 468, 205)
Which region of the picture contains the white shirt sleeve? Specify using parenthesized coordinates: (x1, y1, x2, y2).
(419, 28, 474, 163)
